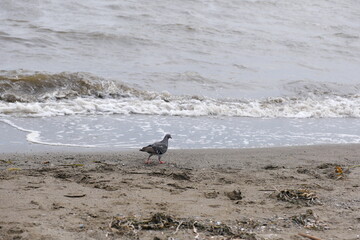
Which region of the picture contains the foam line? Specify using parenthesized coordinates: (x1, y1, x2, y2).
(0, 118, 96, 148)
(1, 95, 360, 118)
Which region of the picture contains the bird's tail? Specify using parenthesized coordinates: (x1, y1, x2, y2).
(139, 146, 150, 152)
(139, 146, 155, 153)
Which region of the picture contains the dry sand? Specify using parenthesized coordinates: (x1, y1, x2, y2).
(0, 144, 360, 240)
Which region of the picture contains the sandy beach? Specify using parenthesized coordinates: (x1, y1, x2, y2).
(2, 1, 360, 240)
(0, 144, 360, 240)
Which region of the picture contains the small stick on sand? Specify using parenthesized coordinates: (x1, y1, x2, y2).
(64, 193, 86, 198)
(173, 220, 183, 234)
(193, 221, 199, 239)
(272, 185, 280, 193)
(298, 232, 323, 240)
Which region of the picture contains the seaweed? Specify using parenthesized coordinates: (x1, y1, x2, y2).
(109, 212, 257, 239)
(292, 209, 325, 231)
(276, 189, 320, 206)
(204, 191, 219, 199)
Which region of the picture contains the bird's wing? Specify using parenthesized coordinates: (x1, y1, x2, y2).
(140, 145, 156, 153)
(152, 142, 168, 155)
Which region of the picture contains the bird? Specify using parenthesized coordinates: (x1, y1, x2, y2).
(140, 134, 172, 164)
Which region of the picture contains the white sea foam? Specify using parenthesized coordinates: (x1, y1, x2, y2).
(1, 71, 359, 118)
(2, 114, 360, 151)
(1, 94, 360, 118)
(0, 118, 96, 147)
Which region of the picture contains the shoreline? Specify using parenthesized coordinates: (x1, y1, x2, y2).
(3, 115, 360, 152)
(1, 143, 360, 168)
(1, 144, 359, 239)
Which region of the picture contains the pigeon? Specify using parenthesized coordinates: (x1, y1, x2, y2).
(140, 134, 172, 164)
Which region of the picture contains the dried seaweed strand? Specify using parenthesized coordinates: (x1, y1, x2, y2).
(349, 164, 360, 169)
(193, 221, 199, 239)
(298, 232, 323, 240)
(173, 220, 183, 234)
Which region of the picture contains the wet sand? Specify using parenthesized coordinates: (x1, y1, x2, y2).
(0, 145, 360, 240)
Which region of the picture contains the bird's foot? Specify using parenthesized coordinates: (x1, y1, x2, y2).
(159, 161, 165, 164)
(145, 160, 152, 164)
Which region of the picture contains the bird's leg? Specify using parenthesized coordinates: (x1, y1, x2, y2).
(158, 156, 165, 164)
(145, 155, 152, 164)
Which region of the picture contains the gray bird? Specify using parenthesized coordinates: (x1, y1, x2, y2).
(140, 134, 172, 164)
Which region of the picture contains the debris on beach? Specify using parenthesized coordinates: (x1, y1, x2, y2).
(109, 213, 175, 235)
(276, 189, 320, 206)
(225, 190, 243, 201)
(68, 163, 84, 168)
(325, 164, 360, 180)
(298, 232, 324, 240)
(326, 165, 350, 180)
(7, 167, 22, 171)
(236, 217, 260, 230)
(51, 203, 65, 210)
(335, 166, 344, 179)
(204, 191, 219, 199)
(292, 209, 325, 231)
(263, 164, 281, 170)
(109, 212, 257, 239)
(56, 163, 85, 168)
(0, 159, 13, 164)
(316, 163, 351, 180)
(64, 193, 86, 198)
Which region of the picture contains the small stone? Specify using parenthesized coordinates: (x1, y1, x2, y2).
(225, 190, 243, 200)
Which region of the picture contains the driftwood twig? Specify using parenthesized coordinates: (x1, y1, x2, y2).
(173, 220, 183, 234)
(193, 221, 199, 239)
(298, 232, 323, 240)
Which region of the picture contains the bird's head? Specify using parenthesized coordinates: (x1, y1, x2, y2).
(165, 134, 172, 139)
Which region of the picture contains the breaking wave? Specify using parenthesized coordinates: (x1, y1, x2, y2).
(0, 70, 139, 102)
(1, 71, 360, 118)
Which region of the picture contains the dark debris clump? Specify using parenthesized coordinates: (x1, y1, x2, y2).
(292, 209, 326, 230)
(276, 189, 321, 206)
(109, 212, 257, 239)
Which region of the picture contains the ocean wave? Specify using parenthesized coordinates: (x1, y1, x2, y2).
(1, 94, 360, 118)
(1, 71, 360, 118)
(0, 71, 140, 102)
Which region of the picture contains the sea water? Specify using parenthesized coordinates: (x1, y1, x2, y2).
(0, 0, 359, 151)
